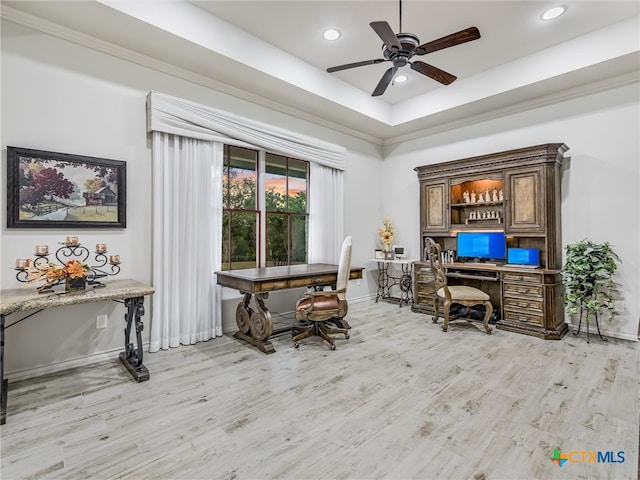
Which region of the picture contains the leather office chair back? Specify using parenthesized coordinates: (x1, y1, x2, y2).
(335, 236, 352, 302)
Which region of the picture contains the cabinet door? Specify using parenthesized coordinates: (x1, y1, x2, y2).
(420, 181, 449, 233)
(505, 168, 544, 233)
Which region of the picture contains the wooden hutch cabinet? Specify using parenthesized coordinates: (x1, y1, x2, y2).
(413, 143, 568, 340)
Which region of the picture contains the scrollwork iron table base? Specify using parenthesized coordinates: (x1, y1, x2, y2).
(0, 279, 154, 424)
(374, 259, 414, 307)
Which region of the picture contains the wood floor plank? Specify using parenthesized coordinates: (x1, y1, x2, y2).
(1, 300, 638, 479)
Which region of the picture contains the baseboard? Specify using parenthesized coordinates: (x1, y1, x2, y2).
(6, 343, 149, 382)
(567, 323, 638, 342)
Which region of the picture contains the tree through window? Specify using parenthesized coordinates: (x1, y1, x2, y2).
(222, 146, 308, 270)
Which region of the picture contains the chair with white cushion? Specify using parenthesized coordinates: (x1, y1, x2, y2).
(425, 237, 493, 334)
(292, 236, 352, 350)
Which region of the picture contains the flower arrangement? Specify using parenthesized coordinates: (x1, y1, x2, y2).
(27, 259, 91, 291)
(378, 216, 395, 251)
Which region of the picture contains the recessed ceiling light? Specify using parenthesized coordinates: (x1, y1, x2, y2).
(323, 29, 341, 41)
(541, 5, 567, 21)
(394, 75, 408, 83)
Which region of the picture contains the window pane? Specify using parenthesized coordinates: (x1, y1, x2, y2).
(226, 146, 257, 210)
(291, 214, 308, 264)
(222, 211, 230, 271)
(265, 153, 287, 212)
(288, 158, 307, 213)
(267, 213, 288, 266)
(229, 211, 257, 270)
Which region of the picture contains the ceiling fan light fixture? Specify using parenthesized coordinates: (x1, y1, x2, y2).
(394, 74, 408, 83)
(541, 5, 567, 21)
(323, 28, 341, 41)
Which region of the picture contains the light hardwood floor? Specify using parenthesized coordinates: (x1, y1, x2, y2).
(1, 300, 638, 480)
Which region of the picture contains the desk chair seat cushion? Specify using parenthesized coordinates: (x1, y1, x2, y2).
(295, 295, 339, 313)
(437, 286, 490, 302)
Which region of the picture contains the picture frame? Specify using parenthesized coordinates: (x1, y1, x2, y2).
(374, 249, 385, 260)
(384, 251, 395, 260)
(7, 146, 126, 228)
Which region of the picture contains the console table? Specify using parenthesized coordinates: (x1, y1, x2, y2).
(216, 264, 364, 354)
(0, 279, 154, 424)
(371, 258, 415, 307)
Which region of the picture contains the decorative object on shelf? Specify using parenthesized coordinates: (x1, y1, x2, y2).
(561, 239, 621, 343)
(6, 146, 127, 229)
(13, 237, 122, 292)
(498, 189, 504, 201)
(478, 192, 484, 203)
(470, 191, 476, 203)
(492, 188, 499, 202)
(378, 216, 395, 252)
(463, 191, 470, 203)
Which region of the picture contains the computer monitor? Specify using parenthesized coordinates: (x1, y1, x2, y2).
(456, 231, 506, 262)
(507, 247, 540, 267)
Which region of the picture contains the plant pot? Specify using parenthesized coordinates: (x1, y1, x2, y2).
(65, 277, 86, 291)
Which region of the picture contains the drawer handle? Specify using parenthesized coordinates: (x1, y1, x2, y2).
(517, 288, 530, 294)
(518, 302, 530, 308)
(519, 317, 529, 322)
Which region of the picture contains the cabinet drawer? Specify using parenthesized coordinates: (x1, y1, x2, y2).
(503, 297, 543, 312)
(502, 272, 541, 283)
(503, 309, 543, 326)
(416, 272, 435, 283)
(502, 283, 543, 298)
(289, 274, 336, 288)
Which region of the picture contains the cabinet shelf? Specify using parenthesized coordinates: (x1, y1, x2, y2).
(451, 201, 503, 208)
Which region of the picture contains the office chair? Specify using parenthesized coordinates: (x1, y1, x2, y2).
(425, 237, 493, 334)
(292, 236, 352, 350)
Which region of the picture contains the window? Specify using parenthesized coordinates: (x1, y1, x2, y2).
(222, 146, 308, 270)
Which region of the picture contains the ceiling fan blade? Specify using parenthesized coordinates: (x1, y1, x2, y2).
(327, 58, 387, 73)
(415, 27, 481, 55)
(411, 61, 457, 85)
(372, 66, 397, 97)
(370, 21, 401, 50)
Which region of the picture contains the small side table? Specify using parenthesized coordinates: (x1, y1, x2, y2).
(370, 258, 415, 307)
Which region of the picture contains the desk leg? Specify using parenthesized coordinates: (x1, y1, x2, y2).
(119, 296, 149, 382)
(233, 292, 275, 354)
(1, 313, 6, 425)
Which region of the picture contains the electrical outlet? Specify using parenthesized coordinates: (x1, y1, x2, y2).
(96, 314, 108, 329)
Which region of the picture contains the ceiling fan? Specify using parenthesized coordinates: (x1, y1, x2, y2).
(326, 0, 481, 96)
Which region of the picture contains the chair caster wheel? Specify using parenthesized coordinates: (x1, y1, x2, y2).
(345, 334, 350, 339)
(330, 345, 336, 350)
(294, 343, 299, 348)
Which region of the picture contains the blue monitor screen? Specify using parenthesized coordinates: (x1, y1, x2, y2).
(507, 248, 540, 266)
(456, 231, 506, 261)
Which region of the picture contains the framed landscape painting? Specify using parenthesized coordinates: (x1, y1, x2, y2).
(7, 146, 126, 228)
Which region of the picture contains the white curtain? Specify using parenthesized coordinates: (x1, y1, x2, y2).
(308, 162, 344, 264)
(147, 91, 346, 170)
(150, 132, 223, 352)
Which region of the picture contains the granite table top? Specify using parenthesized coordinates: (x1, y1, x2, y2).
(0, 279, 154, 315)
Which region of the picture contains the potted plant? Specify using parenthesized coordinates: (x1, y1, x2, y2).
(561, 239, 621, 342)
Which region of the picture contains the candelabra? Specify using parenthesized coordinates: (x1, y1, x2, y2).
(14, 237, 121, 293)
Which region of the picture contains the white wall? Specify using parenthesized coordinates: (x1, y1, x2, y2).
(2, 18, 637, 379)
(382, 82, 640, 340)
(0, 20, 383, 377)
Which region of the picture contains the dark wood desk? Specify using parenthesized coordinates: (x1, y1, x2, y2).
(0, 279, 154, 424)
(216, 263, 364, 353)
(413, 261, 566, 340)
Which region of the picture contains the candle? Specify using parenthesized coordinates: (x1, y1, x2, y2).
(96, 243, 108, 253)
(109, 255, 121, 265)
(15, 258, 29, 269)
(66, 236, 79, 245)
(35, 245, 49, 255)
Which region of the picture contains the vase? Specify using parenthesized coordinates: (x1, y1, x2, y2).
(65, 277, 86, 291)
